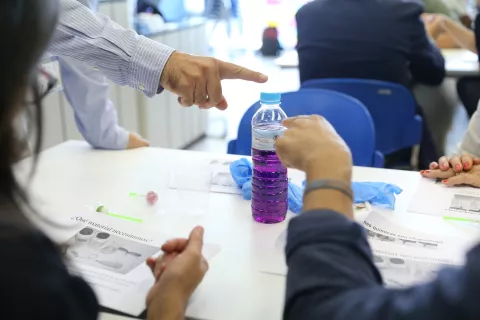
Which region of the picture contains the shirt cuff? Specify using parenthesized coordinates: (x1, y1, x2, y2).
(129, 36, 175, 98)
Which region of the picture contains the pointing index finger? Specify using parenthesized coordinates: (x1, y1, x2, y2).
(218, 61, 268, 83)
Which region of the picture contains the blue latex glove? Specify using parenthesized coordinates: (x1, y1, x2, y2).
(288, 182, 304, 214)
(230, 158, 304, 213)
(230, 158, 402, 213)
(230, 158, 253, 199)
(352, 182, 402, 209)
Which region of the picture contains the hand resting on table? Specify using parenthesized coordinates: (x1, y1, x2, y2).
(421, 154, 480, 187)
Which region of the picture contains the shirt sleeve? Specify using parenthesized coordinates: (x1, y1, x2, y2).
(50, 0, 175, 97)
(284, 209, 480, 320)
(0, 228, 99, 320)
(58, 56, 130, 150)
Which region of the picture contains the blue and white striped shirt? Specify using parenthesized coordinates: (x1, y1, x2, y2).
(50, 0, 175, 98)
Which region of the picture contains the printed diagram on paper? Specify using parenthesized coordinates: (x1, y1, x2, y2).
(408, 178, 480, 220)
(65, 226, 159, 275)
(55, 213, 220, 316)
(363, 212, 465, 288)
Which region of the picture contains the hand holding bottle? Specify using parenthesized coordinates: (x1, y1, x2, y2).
(275, 115, 352, 182)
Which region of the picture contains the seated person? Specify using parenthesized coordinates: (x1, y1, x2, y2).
(424, 12, 480, 117)
(296, 0, 446, 168)
(275, 115, 480, 319)
(296, 0, 445, 87)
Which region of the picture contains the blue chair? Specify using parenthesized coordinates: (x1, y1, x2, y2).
(301, 78, 422, 156)
(227, 89, 384, 167)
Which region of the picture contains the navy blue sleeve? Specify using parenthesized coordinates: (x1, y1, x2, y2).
(406, 4, 445, 86)
(284, 209, 480, 320)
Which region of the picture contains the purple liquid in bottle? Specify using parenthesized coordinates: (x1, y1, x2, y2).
(251, 93, 288, 224)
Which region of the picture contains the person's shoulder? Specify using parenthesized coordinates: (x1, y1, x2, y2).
(296, 0, 328, 18)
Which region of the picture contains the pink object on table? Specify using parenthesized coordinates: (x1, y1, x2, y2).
(146, 191, 158, 205)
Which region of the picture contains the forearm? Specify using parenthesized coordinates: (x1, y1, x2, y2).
(443, 18, 477, 53)
(51, 0, 175, 97)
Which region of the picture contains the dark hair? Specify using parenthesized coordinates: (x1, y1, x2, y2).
(0, 1, 58, 218)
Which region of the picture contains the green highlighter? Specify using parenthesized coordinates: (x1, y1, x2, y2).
(95, 205, 143, 223)
(443, 216, 480, 223)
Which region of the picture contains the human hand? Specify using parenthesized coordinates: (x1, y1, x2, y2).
(275, 115, 352, 182)
(435, 33, 458, 49)
(160, 52, 268, 110)
(420, 155, 480, 187)
(146, 227, 208, 319)
(126, 132, 150, 149)
(422, 13, 445, 39)
(146, 237, 189, 280)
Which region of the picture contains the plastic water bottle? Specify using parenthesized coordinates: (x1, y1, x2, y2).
(251, 92, 288, 224)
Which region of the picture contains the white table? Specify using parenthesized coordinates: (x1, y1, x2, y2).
(275, 49, 480, 77)
(14, 141, 478, 320)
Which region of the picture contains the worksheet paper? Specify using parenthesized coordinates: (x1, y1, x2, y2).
(47, 213, 220, 316)
(408, 178, 480, 220)
(363, 212, 464, 287)
(257, 211, 464, 288)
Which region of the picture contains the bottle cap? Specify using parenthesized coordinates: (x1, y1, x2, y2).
(260, 92, 281, 104)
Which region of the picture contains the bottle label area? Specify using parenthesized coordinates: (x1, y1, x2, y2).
(252, 127, 285, 151)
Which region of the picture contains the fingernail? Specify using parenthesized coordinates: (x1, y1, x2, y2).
(420, 170, 424, 174)
(442, 163, 448, 168)
(465, 163, 470, 169)
(425, 170, 431, 173)
(442, 179, 448, 183)
(259, 74, 268, 81)
(455, 164, 461, 170)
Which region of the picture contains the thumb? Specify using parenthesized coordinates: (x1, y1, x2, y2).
(186, 226, 204, 254)
(218, 61, 268, 83)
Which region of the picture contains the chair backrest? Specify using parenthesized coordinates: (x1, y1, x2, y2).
(232, 89, 379, 167)
(301, 78, 421, 155)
